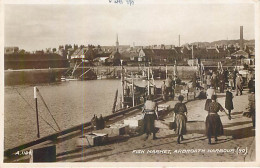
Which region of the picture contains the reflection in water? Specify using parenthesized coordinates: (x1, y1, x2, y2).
(4, 79, 164, 149)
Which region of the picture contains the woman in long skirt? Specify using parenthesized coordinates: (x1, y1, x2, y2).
(206, 95, 227, 144)
(143, 95, 159, 140)
(173, 95, 187, 144)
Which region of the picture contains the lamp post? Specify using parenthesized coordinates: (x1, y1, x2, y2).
(34, 87, 40, 138)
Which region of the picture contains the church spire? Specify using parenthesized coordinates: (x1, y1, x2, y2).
(116, 34, 119, 52)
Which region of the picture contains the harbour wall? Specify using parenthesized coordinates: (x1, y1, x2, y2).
(4, 68, 67, 86)
(4, 66, 198, 86)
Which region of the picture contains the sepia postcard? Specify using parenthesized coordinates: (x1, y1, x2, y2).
(0, 0, 259, 167)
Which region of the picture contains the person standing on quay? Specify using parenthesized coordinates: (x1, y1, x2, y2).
(173, 95, 187, 144)
(248, 89, 255, 128)
(192, 72, 197, 89)
(142, 95, 159, 140)
(161, 81, 167, 101)
(165, 76, 173, 98)
(206, 95, 227, 144)
(225, 88, 233, 120)
(228, 71, 235, 90)
(233, 68, 238, 88)
(235, 74, 243, 96)
(206, 72, 212, 89)
(211, 72, 218, 90)
(204, 86, 216, 112)
(219, 70, 225, 93)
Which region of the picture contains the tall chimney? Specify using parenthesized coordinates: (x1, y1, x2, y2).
(179, 35, 180, 47)
(240, 26, 243, 50)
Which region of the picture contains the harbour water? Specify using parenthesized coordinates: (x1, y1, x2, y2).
(4, 79, 166, 149)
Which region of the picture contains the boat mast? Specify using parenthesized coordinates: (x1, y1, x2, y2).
(121, 60, 124, 108)
(132, 78, 135, 107)
(148, 67, 150, 95)
(166, 65, 168, 79)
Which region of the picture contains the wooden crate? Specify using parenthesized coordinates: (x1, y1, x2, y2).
(92, 133, 109, 143)
(124, 115, 144, 127)
(109, 124, 129, 136)
(158, 104, 170, 112)
(187, 93, 195, 100)
(77, 133, 103, 147)
(174, 85, 183, 93)
(181, 89, 188, 94)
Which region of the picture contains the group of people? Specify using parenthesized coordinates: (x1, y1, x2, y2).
(142, 68, 255, 144)
(142, 89, 232, 144)
(161, 75, 181, 101)
(203, 68, 254, 96)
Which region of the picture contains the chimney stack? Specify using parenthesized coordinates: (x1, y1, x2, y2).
(179, 35, 180, 47)
(240, 26, 243, 50)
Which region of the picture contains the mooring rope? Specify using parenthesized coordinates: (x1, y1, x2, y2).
(14, 88, 59, 132)
(36, 88, 61, 131)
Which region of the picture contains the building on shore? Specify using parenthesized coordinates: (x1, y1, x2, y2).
(4, 47, 19, 54)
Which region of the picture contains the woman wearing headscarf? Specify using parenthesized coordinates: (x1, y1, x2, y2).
(173, 95, 187, 144)
(204, 86, 216, 112)
(206, 95, 228, 144)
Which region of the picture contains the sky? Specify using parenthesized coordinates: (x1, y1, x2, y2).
(4, 2, 255, 51)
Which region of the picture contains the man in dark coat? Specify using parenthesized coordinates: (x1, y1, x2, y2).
(211, 72, 218, 90)
(192, 72, 197, 89)
(248, 78, 255, 93)
(233, 68, 238, 88)
(161, 81, 167, 101)
(225, 88, 233, 120)
(165, 76, 173, 98)
(248, 91, 255, 128)
(219, 71, 225, 93)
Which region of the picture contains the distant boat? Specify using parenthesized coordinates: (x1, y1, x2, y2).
(126, 74, 147, 80)
(97, 75, 107, 80)
(61, 76, 79, 81)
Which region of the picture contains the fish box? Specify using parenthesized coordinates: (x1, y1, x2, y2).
(174, 88, 181, 93)
(187, 94, 195, 100)
(181, 89, 188, 94)
(92, 133, 109, 143)
(174, 85, 183, 93)
(124, 115, 144, 127)
(109, 124, 129, 136)
(77, 133, 103, 147)
(158, 104, 170, 112)
(175, 93, 188, 100)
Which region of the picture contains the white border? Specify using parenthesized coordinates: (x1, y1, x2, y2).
(0, 0, 259, 167)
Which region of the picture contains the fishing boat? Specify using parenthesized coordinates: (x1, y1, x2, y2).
(61, 76, 79, 81)
(61, 61, 97, 81)
(97, 75, 107, 80)
(126, 74, 147, 80)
